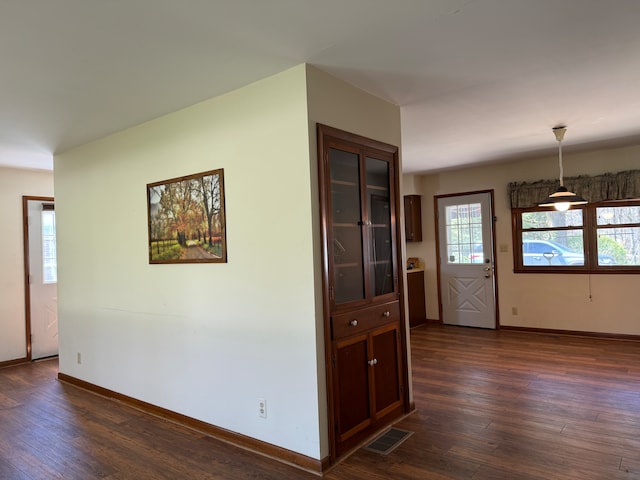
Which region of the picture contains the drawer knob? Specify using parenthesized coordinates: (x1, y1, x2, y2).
(349, 319, 358, 327)
(383, 311, 390, 317)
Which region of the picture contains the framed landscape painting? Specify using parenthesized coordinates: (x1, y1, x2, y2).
(147, 169, 227, 264)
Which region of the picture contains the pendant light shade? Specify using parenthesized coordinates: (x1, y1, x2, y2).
(539, 126, 587, 211)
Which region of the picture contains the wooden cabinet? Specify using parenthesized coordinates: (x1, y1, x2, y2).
(404, 195, 422, 242)
(333, 322, 402, 449)
(407, 270, 427, 328)
(317, 124, 408, 460)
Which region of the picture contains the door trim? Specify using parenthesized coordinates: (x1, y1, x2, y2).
(22, 195, 55, 361)
(434, 189, 500, 328)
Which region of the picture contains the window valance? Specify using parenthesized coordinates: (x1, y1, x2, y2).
(508, 170, 640, 209)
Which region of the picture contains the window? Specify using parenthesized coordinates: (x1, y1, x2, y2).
(512, 200, 640, 272)
(42, 209, 57, 283)
(444, 202, 484, 264)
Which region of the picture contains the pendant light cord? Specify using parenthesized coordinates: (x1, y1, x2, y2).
(553, 126, 567, 187)
(558, 140, 564, 186)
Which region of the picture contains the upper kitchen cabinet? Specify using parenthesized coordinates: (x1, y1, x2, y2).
(404, 195, 422, 242)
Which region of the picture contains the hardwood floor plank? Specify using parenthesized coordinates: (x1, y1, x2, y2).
(2, 325, 640, 479)
(0, 457, 33, 480)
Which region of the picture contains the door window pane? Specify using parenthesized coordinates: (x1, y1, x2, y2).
(445, 203, 482, 264)
(42, 210, 57, 284)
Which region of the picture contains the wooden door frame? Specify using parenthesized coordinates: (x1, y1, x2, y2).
(434, 189, 500, 328)
(22, 195, 55, 362)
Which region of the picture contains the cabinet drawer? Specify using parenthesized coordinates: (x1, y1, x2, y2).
(332, 301, 400, 340)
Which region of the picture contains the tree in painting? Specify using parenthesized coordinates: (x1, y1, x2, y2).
(147, 169, 226, 263)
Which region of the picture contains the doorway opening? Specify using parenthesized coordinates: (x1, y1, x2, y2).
(435, 190, 498, 329)
(22, 196, 58, 360)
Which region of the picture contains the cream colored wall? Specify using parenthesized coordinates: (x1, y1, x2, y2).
(0, 167, 54, 362)
(405, 144, 640, 334)
(55, 65, 326, 458)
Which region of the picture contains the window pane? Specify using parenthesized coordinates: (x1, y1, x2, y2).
(445, 203, 482, 264)
(42, 210, 57, 284)
(522, 209, 582, 229)
(596, 205, 640, 266)
(521, 231, 584, 266)
(515, 200, 640, 272)
(597, 206, 640, 225)
(597, 227, 640, 266)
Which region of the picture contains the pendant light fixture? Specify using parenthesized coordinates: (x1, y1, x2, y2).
(539, 126, 587, 211)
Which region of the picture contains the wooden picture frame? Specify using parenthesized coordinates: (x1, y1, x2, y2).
(147, 169, 227, 264)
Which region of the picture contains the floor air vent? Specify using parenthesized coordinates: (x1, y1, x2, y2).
(364, 428, 414, 455)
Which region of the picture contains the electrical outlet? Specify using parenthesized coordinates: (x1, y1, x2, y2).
(77, 352, 82, 364)
(258, 398, 267, 418)
(512, 307, 518, 316)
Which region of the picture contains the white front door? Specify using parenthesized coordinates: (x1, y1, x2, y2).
(26, 198, 58, 359)
(437, 192, 496, 329)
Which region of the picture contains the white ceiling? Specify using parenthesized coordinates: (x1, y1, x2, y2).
(3, 0, 640, 173)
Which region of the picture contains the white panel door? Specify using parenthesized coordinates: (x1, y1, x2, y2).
(28, 199, 58, 359)
(437, 192, 496, 329)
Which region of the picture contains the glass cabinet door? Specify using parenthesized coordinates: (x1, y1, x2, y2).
(322, 126, 398, 308)
(365, 156, 394, 296)
(330, 148, 365, 304)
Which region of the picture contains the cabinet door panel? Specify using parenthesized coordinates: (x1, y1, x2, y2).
(329, 147, 365, 305)
(334, 336, 371, 440)
(404, 195, 422, 242)
(372, 326, 402, 416)
(407, 270, 427, 328)
(365, 156, 395, 297)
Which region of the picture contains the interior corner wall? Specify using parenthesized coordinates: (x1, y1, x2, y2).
(54, 64, 325, 459)
(0, 167, 54, 362)
(410, 144, 640, 335)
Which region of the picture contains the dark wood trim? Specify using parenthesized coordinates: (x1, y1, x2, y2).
(57, 373, 328, 476)
(433, 197, 442, 324)
(22, 195, 55, 363)
(0, 357, 29, 369)
(489, 189, 500, 329)
(316, 123, 398, 155)
(316, 123, 337, 462)
(500, 325, 640, 341)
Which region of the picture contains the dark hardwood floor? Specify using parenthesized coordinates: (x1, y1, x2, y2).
(2, 325, 640, 479)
